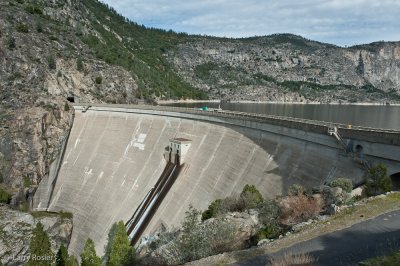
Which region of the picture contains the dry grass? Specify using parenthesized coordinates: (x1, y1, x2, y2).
(278, 194, 324, 225)
(268, 253, 318, 266)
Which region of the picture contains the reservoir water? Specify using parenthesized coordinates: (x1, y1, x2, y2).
(164, 102, 400, 130)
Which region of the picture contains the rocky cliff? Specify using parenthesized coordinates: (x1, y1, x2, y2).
(0, 0, 144, 208)
(167, 35, 400, 102)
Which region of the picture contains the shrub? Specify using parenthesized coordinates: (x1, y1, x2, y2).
(269, 253, 318, 266)
(48, 54, 56, 69)
(59, 211, 73, 219)
(258, 199, 279, 225)
(23, 176, 32, 188)
(278, 193, 323, 225)
(0, 187, 12, 204)
(95, 76, 102, 84)
(240, 184, 264, 209)
(35, 22, 43, 33)
(330, 178, 353, 193)
(219, 195, 246, 213)
(6, 35, 16, 50)
(363, 249, 400, 265)
(64, 102, 70, 112)
(288, 184, 304, 196)
(15, 23, 29, 33)
(24, 4, 43, 15)
(256, 224, 281, 240)
(366, 164, 392, 196)
(176, 205, 236, 263)
(201, 199, 222, 221)
(77, 58, 84, 71)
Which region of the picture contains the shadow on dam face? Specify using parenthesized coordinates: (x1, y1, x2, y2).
(34, 110, 366, 257)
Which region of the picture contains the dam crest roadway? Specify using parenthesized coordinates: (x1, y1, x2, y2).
(33, 104, 400, 257)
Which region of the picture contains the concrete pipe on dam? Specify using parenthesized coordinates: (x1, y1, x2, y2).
(33, 106, 398, 257)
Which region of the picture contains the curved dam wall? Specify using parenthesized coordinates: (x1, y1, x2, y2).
(34, 106, 400, 257)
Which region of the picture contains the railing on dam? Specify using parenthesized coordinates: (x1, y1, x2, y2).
(72, 103, 400, 146)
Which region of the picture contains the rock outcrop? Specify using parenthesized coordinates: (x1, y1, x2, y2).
(0, 205, 73, 266)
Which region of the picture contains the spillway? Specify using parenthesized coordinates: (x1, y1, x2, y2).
(34, 107, 370, 256)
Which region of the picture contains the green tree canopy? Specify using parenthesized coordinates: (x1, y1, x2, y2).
(56, 244, 78, 266)
(366, 163, 392, 196)
(240, 184, 264, 209)
(201, 199, 222, 221)
(80, 238, 102, 266)
(56, 244, 69, 266)
(26, 222, 54, 266)
(108, 221, 135, 266)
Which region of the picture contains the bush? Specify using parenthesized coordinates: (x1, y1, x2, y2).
(35, 22, 43, 33)
(64, 102, 70, 112)
(15, 23, 29, 33)
(0, 187, 12, 204)
(269, 253, 318, 266)
(23, 176, 32, 188)
(329, 178, 353, 193)
(201, 199, 222, 221)
(77, 58, 84, 71)
(59, 211, 73, 219)
(256, 224, 281, 240)
(219, 195, 246, 213)
(95, 76, 102, 84)
(363, 249, 400, 265)
(366, 164, 392, 196)
(6, 35, 16, 50)
(240, 184, 263, 209)
(176, 205, 236, 263)
(278, 193, 323, 225)
(25, 4, 43, 15)
(288, 184, 305, 196)
(258, 199, 279, 225)
(48, 54, 56, 69)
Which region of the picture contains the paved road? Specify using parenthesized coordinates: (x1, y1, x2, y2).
(235, 210, 400, 266)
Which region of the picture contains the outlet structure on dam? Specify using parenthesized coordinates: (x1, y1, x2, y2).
(33, 104, 400, 257)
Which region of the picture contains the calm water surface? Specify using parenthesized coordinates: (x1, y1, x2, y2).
(165, 102, 400, 130)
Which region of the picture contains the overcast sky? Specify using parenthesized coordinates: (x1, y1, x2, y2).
(101, 0, 400, 47)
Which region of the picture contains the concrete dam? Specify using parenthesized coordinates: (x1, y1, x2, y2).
(33, 104, 400, 256)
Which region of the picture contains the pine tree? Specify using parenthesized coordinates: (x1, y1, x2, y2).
(104, 223, 118, 264)
(108, 221, 135, 266)
(56, 244, 68, 266)
(26, 222, 55, 266)
(80, 238, 102, 266)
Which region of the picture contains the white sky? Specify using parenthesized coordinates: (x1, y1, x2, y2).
(101, 0, 400, 47)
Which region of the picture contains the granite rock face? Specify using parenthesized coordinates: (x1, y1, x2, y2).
(0, 205, 73, 266)
(167, 36, 400, 102)
(0, 0, 139, 207)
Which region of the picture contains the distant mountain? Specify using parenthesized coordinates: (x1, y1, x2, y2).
(167, 34, 400, 102)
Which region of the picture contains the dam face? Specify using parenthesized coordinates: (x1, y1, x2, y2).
(35, 108, 374, 256)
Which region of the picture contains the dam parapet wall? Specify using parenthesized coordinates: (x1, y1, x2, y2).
(74, 104, 400, 146)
